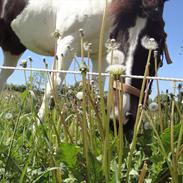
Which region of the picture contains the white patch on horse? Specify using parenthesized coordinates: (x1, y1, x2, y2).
(0, 0, 8, 18)
(126, 17, 147, 85)
(124, 17, 147, 114)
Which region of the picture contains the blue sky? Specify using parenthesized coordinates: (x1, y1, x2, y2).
(0, 0, 182, 96)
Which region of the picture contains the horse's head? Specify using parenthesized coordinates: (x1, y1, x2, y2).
(108, 0, 169, 141)
(140, 0, 168, 20)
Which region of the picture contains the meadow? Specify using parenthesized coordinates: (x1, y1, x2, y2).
(0, 54, 183, 183)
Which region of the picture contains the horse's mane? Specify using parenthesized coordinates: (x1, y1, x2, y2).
(108, 0, 139, 16)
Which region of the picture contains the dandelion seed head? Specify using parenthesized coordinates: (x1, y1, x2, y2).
(76, 92, 83, 100)
(106, 50, 125, 65)
(149, 102, 158, 112)
(79, 62, 89, 73)
(20, 59, 27, 68)
(144, 122, 151, 130)
(83, 42, 92, 52)
(141, 35, 158, 50)
(4, 112, 13, 120)
(79, 28, 84, 37)
(105, 39, 120, 52)
(53, 29, 62, 39)
(90, 80, 95, 85)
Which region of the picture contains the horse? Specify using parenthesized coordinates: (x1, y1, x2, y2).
(108, 0, 172, 140)
(0, 0, 171, 136)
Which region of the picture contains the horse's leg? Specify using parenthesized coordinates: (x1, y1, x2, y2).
(0, 51, 22, 90)
(38, 36, 75, 121)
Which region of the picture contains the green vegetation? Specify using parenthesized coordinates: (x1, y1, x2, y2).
(0, 76, 182, 182)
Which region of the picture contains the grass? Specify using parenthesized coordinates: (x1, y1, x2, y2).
(0, 68, 183, 183)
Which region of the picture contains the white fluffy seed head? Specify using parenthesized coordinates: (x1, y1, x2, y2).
(106, 50, 125, 65)
(4, 112, 13, 120)
(106, 64, 126, 75)
(141, 35, 158, 50)
(144, 122, 151, 130)
(149, 102, 159, 112)
(76, 92, 83, 100)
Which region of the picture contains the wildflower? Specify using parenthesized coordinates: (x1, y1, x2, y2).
(28, 56, 32, 62)
(129, 169, 139, 180)
(144, 122, 151, 130)
(106, 64, 126, 76)
(105, 39, 120, 52)
(76, 92, 83, 100)
(148, 102, 159, 112)
(4, 112, 13, 120)
(106, 50, 125, 65)
(79, 62, 89, 73)
(10, 95, 15, 99)
(97, 95, 101, 100)
(141, 35, 158, 50)
(20, 59, 27, 68)
(79, 28, 84, 37)
(90, 80, 95, 85)
(52, 29, 62, 39)
(83, 42, 92, 52)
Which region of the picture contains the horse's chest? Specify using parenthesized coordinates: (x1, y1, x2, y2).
(10, 0, 108, 56)
(10, 0, 56, 55)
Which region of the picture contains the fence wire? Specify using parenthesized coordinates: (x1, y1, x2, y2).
(0, 65, 183, 82)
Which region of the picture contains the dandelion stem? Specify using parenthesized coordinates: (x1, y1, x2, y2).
(126, 49, 152, 181)
(154, 51, 163, 132)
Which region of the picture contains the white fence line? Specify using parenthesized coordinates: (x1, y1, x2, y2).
(1, 65, 183, 82)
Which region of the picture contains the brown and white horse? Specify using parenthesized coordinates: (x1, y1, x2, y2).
(108, 0, 172, 139)
(0, 0, 170, 136)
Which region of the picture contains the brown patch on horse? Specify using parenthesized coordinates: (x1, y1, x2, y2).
(1, 0, 28, 23)
(108, 0, 139, 16)
(0, 0, 28, 55)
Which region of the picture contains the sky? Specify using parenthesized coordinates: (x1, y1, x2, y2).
(0, 0, 183, 96)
